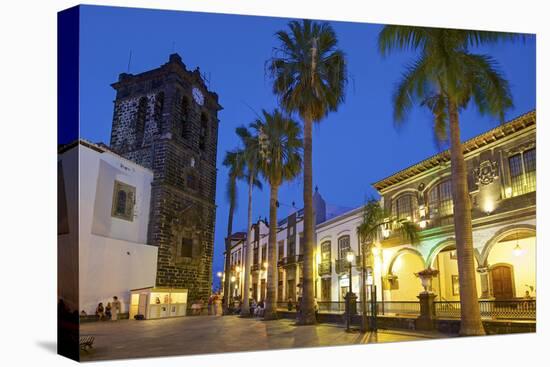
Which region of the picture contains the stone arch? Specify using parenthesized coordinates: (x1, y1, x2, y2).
(427, 237, 483, 268)
(480, 224, 536, 266)
(387, 247, 426, 274)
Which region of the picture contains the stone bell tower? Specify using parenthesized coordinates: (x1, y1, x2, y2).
(109, 53, 222, 302)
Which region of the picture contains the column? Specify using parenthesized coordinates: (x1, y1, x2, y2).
(477, 266, 491, 299)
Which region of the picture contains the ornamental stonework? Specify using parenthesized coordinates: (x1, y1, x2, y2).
(474, 160, 498, 186)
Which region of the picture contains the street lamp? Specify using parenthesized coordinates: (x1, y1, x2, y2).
(345, 251, 356, 332)
(217, 272, 223, 293)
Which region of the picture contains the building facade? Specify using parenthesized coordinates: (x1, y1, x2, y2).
(58, 140, 158, 315)
(225, 111, 536, 308)
(109, 54, 222, 303)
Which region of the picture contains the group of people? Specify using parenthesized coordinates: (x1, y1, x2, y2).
(95, 296, 121, 321)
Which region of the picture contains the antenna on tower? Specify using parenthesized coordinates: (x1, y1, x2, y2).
(127, 50, 132, 73)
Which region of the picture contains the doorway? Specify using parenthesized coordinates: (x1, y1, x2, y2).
(491, 264, 514, 299)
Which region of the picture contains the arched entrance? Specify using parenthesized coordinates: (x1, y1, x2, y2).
(482, 225, 536, 299)
(386, 248, 425, 301)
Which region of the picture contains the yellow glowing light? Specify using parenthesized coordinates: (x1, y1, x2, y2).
(230, 276, 236, 282)
(484, 200, 494, 214)
(505, 187, 513, 198)
(346, 251, 355, 263)
(382, 228, 390, 238)
(419, 205, 426, 218)
(419, 220, 427, 229)
(235, 266, 241, 272)
(234, 285, 238, 290)
(263, 262, 268, 269)
(513, 243, 524, 257)
(371, 247, 380, 256)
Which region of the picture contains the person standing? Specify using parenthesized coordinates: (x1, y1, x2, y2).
(105, 302, 112, 320)
(111, 296, 121, 321)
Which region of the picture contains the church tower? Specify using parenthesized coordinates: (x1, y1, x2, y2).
(110, 53, 221, 302)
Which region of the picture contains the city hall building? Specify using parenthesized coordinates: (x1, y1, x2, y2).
(225, 111, 536, 315)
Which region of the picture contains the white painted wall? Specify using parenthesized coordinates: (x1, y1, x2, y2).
(77, 143, 158, 314)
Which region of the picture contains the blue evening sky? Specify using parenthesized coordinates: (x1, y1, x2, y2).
(78, 5, 535, 278)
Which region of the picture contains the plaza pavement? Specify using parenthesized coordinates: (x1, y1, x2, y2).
(79, 315, 453, 361)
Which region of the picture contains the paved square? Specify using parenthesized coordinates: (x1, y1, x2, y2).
(79, 316, 452, 361)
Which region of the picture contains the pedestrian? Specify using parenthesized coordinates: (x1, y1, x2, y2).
(95, 302, 105, 321)
(111, 296, 121, 321)
(287, 298, 293, 311)
(250, 298, 257, 316)
(213, 294, 221, 316)
(105, 302, 112, 320)
(207, 295, 214, 315)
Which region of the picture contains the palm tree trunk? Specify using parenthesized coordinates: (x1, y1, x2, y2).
(448, 102, 485, 336)
(297, 117, 316, 325)
(223, 185, 236, 314)
(241, 174, 254, 317)
(263, 183, 279, 319)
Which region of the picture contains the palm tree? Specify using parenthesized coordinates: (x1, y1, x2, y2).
(235, 125, 263, 317)
(222, 149, 245, 313)
(378, 26, 521, 336)
(252, 109, 302, 320)
(356, 198, 419, 331)
(269, 19, 347, 325)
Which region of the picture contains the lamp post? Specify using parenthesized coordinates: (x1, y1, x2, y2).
(345, 251, 356, 332)
(217, 272, 223, 293)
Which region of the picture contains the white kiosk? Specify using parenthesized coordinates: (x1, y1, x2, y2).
(129, 287, 188, 319)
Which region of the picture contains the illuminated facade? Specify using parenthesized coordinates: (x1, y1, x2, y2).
(226, 110, 536, 307)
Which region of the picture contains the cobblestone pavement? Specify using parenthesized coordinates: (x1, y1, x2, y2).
(79, 316, 452, 361)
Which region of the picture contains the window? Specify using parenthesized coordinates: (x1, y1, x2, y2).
(393, 194, 414, 221)
(135, 97, 147, 145)
(187, 173, 197, 190)
(321, 241, 331, 262)
(111, 180, 136, 221)
(180, 237, 193, 258)
(199, 113, 208, 150)
(298, 232, 304, 255)
(338, 236, 350, 259)
(278, 240, 285, 260)
(509, 148, 536, 196)
(288, 238, 296, 257)
(181, 97, 190, 138)
(261, 244, 267, 263)
(154, 92, 164, 126)
(428, 179, 453, 218)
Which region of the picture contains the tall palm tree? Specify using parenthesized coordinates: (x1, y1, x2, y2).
(269, 19, 347, 325)
(378, 26, 521, 336)
(235, 125, 263, 317)
(222, 149, 245, 313)
(357, 198, 419, 331)
(252, 109, 302, 320)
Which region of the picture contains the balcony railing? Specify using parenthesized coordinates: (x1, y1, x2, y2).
(278, 255, 302, 267)
(318, 261, 331, 276)
(435, 299, 536, 320)
(275, 299, 535, 321)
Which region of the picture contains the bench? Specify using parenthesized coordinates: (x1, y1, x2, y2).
(79, 335, 95, 352)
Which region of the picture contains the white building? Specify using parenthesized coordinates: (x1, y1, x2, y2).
(58, 140, 158, 316)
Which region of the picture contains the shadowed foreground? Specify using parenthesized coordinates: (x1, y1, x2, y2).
(79, 316, 451, 361)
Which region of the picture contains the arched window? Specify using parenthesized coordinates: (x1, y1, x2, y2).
(321, 241, 331, 262)
(199, 113, 208, 150)
(154, 92, 164, 128)
(338, 236, 350, 259)
(392, 194, 417, 221)
(116, 190, 127, 215)
(135, 97, 147, 145)
(427, 179, 453, 219)
(111, 180, 136, 221)
(181, 97, 190, 139)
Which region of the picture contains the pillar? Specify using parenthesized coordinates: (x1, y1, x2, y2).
(417, 292, 437, 330)
(477, 266, 491, 299)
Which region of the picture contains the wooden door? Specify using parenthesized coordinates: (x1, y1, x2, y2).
(491, 265, 514, 299)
